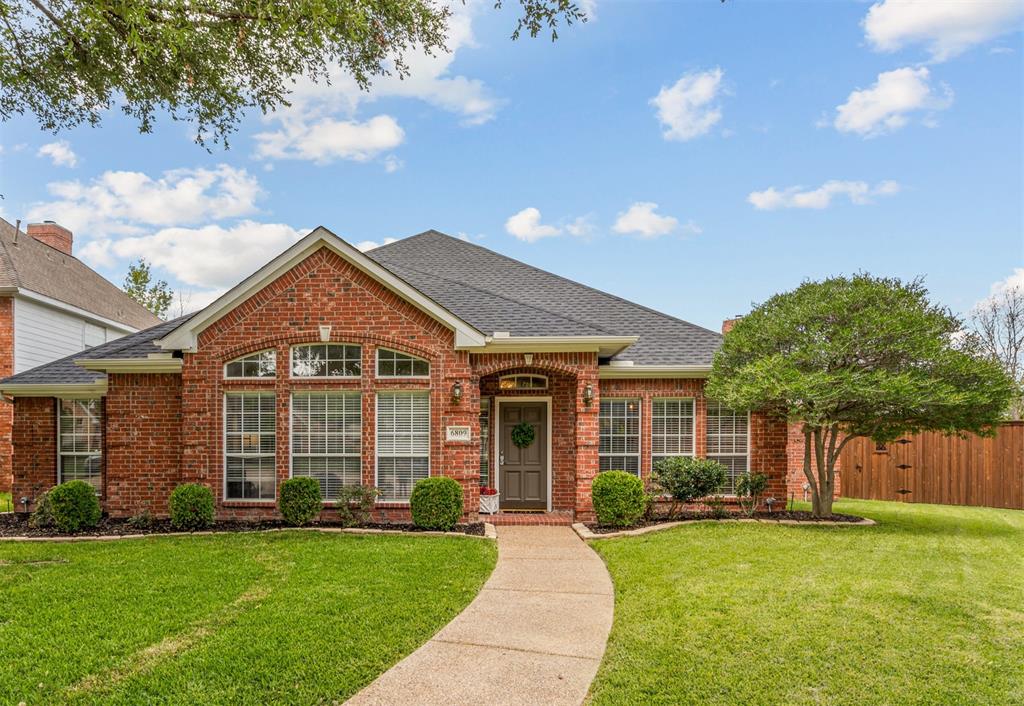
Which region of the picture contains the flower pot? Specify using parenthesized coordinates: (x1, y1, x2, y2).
(479, 493, 500, 515)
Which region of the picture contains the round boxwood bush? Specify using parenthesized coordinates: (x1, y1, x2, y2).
(48, 480, 101, 533)
(278, 476, 322, 526)
(410, 477, 463, 530)
(591, 471, 645, 527)
(169, 483, 215, 530)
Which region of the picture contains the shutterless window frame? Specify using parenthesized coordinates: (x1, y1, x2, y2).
(223, 391, 277, 501)
(375, 348, 430, 379)
(598, 397, 641, 476)
(290, 343, 362, 379)
(224, 349, 277, 379)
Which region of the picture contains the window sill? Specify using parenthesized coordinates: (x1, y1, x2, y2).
(221, 500, 276, 507)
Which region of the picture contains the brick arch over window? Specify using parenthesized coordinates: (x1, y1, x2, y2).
(216, 332, 444, 367)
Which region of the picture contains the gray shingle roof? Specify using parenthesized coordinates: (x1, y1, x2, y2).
(367, 230, 722, 365)
(4, 228, 722, 386)
(0, 218, 161, 330)
(0, 314, 194, 386)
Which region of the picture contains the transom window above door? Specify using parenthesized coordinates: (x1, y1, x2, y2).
(224, 350, 276, 379)
(498, 374, 548, 391)
(376, 348, 429, 378)
(291, 344, 361, 378)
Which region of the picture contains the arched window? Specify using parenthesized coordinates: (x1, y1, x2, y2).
(291, 344, 361, 378)
(498, 374, 548, 391)
(376, 348, 429, 378)
(224, 350, 276, 379)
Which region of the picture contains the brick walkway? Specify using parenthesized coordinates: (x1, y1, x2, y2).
(346, 526, 614, 706)
(486, 510, 574, 526)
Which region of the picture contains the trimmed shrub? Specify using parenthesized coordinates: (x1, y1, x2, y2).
(336, 485, 378, 528)
(29, 490, 54, 529)
(169, 483, 215, 530)
(410, 477, 463, 530)
(48, 480, 101, 533)
(591, 471, 645, 527)
(736, 472, 769, 517)
(279, 477, 322, 526)
(652, 456, 727, 518)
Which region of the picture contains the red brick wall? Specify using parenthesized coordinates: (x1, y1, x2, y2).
(0, 296, 13, 495)
(598, 377, 789, 511)
(11, 397, 56, 512)
(105, 373, 183, 518)
(179, 247, 478, 521)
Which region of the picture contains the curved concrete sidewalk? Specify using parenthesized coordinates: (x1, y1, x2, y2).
(347, 526, 614, 706)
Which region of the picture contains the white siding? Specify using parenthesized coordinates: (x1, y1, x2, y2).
(13, 297, 126, 373)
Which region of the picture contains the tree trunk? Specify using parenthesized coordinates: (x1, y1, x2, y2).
(801, 427, 822, 515)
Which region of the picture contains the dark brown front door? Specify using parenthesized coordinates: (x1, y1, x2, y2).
(499, 402, 548, 510)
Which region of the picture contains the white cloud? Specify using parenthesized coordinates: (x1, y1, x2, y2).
(650, 67, 725, 142)
(863, 0, 1024, 62)
(565, 215, 594, 237)
(254, 115, 404, 164)
(505, 207, 563, 243)
(26, 164, 262, 236)
(106, 221, 307, 289)
(748, 180, 901, 210)
(986, 268, 1024, 298)
(833, 67, 952, 137)
(255, 2, 497, 163)
(612, 202, 680, 238)
(578, 0, 597, 21)
(383, 155, 404, 173)
(354, 238, 398, 252)
(37, 140, 78, 167)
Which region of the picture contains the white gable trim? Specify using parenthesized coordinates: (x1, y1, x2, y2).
(156, 227, 487, 352)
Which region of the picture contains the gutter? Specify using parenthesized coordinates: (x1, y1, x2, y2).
(598, 363, 712, 379)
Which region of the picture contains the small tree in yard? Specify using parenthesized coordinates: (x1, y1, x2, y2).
(123, 259, 173, 319)
(707, 274, 1015, 518)
(969, 284, 1024, 420)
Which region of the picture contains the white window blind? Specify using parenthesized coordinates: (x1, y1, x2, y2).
(225, 350, 276, 378)
(376, 348, 429, 377)
(291, 392, 361, 500)
(376, 392, 430, 501)
(58, 398, 102, 489)
(291, 344, 361, 378)
(706, 401, 749, 494)
(652, 398, 695, 467)
(225, 392, 276, 500)
(599, 398, 640, 476)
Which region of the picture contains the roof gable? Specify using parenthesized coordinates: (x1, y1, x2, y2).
(0, 218, 161, 331)
(157, 226, 488, 352)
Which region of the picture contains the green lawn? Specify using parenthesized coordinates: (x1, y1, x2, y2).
(0, 531, 496, 705)
(588, 499, 1024, 705)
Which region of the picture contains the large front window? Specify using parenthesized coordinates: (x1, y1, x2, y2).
(706, 401, 749, 494)
(225, 392, 276, 500)
(375, 392, 430, 501)
(58, 398, 102, 490)
(291, 392, 361, 500)
(651, 398, 695, 467)
(599, 398, 640, 475)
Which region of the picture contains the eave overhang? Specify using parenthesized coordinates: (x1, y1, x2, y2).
(74, 356, 183, 374)
(598, 363, 712, 379)
(462, 335, 639, 358)
(0, 381, 108, 397)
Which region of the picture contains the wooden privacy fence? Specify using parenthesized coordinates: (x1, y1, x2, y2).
(839, 423, 1024, 510)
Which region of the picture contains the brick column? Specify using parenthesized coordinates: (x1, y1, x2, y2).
(574, 367, 600, 521)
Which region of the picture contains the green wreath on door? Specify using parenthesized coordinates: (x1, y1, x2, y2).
(511, 421, 536, 449)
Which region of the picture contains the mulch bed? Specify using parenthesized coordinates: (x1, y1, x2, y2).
(0, 513, 485, 539)
(585, 510, 866, 534)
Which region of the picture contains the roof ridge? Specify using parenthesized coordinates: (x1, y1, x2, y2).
(378, 229, 722, 338)
(379, 259, 617, 336)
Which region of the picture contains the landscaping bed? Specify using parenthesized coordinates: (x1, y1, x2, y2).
(0, 513, 486, 539)
(585, 510, 865, 534)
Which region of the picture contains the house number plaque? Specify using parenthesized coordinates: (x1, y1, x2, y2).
(445, 426, 472, 442)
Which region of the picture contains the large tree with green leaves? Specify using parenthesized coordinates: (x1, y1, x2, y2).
(706, 274, 1015, 517)
(0, 0, 585, 146)
(123, 258, 173, 318)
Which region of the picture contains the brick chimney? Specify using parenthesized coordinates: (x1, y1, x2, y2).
(27, 221, 73, 255)
(721, 316, 743, 334)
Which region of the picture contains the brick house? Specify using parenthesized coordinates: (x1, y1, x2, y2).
(0, 228, 790, 521)
(0, 218, 160, 497)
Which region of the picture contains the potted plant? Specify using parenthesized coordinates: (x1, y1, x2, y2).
(479, 485, 499, 514)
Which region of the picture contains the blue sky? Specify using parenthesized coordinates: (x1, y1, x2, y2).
(0, 0, 1021, 330)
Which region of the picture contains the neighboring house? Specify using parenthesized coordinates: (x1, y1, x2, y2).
(1, 228, 788, 520)
(0, 219, 160, 496)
